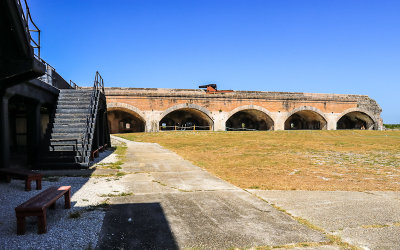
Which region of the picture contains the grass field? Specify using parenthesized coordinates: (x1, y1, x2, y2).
(117, 130, 400, 191)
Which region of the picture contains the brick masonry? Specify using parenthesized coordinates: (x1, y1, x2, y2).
(104, 88, 383, 132)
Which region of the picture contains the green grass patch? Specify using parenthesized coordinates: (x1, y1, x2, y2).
(95, 143, 128, 177)
(86, 200, 111, 211)
(99, 192, 133, 197)
(69, 211, 81, 219)
(116, 171, 127, 177)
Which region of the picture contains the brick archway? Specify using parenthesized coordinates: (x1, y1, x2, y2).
(286, 106, 328, 122)
(285, 106, 328, 130)
(337, 108, 378, 130)
(107, 102, 146, 120)
(225, 105, 275, 131)
(159, 103, 214, 131)
(107, 103, 146, 133)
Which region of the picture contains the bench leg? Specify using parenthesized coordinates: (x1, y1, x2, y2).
(50, 202, 56, 210)
(25, 179, 31, 191)
(36, 178, 42, 190)
(38, 211, 47, 234)
(64, 189, 71, 209)
(16, 215, 26, 235)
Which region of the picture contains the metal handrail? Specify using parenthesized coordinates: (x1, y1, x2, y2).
(80, 71, 104, 162)
(160, 125, 212, 131)
(37, 58, 55, 85)
(69, 80, 78, 89)
(16, 0, 41, 58)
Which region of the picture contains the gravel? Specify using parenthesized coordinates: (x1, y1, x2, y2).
(0, 151, 126, 249)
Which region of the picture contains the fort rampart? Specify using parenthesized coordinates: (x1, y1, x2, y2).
(104, 88, 383, 133)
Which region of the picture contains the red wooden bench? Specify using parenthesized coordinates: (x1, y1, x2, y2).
(15, 186, 71, 234)
(0, 168, 42, 191)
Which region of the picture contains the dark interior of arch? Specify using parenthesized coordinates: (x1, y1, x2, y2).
(225, 109, 274, 131)
(159, 108, 212, 130)
(107, 110, 145, 133)
(337, 111, 375, 130)
(284, 110, 327, 130)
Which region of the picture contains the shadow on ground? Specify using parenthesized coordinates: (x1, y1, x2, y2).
(96, 203, 178, 250)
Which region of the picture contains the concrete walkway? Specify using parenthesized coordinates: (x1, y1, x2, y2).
(250, 190, 400, 249)
(96, 137, 329, 249)
(97, 136, 400, 249)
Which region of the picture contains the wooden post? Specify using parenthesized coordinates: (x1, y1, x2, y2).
(64, 189, 71, 209)
(38, 211, 47, 234)
(16, 216, 26, 235)
(25, 179, 31, 191)
(27, 101, 41, 166)
(194, 124, 196, 131)
(0, 94, 10, 169)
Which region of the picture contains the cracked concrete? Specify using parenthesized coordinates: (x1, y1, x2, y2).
(96, 136, 329, 249)
(95, 136, 400, 249)
(250, 190, 400, 249)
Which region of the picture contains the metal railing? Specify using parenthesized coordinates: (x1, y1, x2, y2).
(16, 0, 41, 58)
(94, 71, 105, 93)
(69, 80, 78, 89)
(160, 125, 212, 131)
(35, 58, 78, 89)
(226, 127, 258, 131)
(80, 71, 104, 162)
(37, 59, 55, 85)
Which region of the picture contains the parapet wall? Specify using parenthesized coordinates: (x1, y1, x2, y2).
(104, 87, 383, 132)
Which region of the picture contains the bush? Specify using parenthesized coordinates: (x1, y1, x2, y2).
(384, 124, 400, 129)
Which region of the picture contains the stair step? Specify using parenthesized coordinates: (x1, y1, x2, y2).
(51, 132, 88, 138)
(60, 89, 92, 93)
(57, 99, 91, 103)
(57, 103, 90, 109)
(59, 92, 93, 97)
(52, 128, 93, 134)
(54, 118, 88, 123)
(58, 97, 93, 102)
(51, 123, 86, 128)
(58, 97, 92, 102)
(46, 151, 77, 156)
(55, 108, 89, 114)
(49, 144, 90, 151)
(55, 113, 89, 119)
(59, 90, 93, 94)
(50, 139, 84, 145)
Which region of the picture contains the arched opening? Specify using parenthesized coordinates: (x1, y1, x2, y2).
(107, 109, 145, 133)
(337, 111, 375, 130)
(159, 108, 212, 131)
(285, 110, 327, 130)
(226, 109, 274, 131)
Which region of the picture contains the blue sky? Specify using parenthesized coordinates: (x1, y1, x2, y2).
(30, 0, 399, 123)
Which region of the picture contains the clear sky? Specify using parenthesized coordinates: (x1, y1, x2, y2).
(29, 0, 399, 123)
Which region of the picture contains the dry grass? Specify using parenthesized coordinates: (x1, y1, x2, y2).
(117, 130, 400, 191)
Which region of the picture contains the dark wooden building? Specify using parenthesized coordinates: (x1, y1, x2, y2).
(0, 0, 110, 169)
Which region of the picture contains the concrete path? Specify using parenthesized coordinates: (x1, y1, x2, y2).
(250, 190, 400, 249)
(96, 137, 328, 249)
